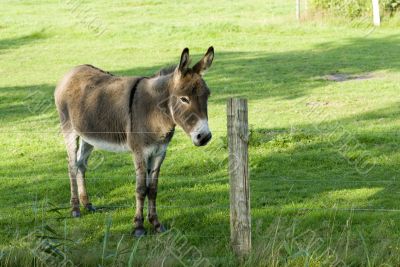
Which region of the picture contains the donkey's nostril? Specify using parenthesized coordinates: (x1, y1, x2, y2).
(199, 132, 212, 146)
(196, 134, 201, 140)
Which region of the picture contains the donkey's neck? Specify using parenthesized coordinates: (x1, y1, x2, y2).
(147, 74, 172, 96)
(139, 74, 176, 138)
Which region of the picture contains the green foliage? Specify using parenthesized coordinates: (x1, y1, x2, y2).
(311, 0, 370, 18)
(382, 0, 400, 13)
(311, 0, 400, 18)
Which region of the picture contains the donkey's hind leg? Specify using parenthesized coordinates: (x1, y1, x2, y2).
(62, 129, 81, 217)
(76, 139, 95, 212)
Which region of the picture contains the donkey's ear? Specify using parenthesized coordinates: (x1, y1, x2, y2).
(193, 46, 214, 75)
(178, 47, 190, 73)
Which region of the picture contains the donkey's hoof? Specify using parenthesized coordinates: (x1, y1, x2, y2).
(132, 227, 146, 238)
(85, 203, 96, 212)
(155, 224, 166, 233)
(71, 209, 81, 218)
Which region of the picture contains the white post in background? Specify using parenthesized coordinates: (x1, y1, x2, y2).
(372, 0, 381, 26)
(296, 0, 301, 20)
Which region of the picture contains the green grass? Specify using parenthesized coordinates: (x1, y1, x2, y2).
(1, 0, 400, 266)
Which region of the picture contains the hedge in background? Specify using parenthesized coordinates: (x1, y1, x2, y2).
(385, 0, 400, 13)
(311, 0, 400, 18)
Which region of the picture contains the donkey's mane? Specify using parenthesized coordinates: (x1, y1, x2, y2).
(84, 64, 115, 76)
(85, 63, 177, 78)
(153, 65, 176, 77)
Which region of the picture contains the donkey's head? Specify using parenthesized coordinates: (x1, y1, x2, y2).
(169, 47, 214, 146)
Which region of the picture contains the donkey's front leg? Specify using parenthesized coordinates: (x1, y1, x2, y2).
(147, 149, 167, 233)
(132, 154, 147, 237)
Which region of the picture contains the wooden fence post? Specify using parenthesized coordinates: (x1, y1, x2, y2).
(227, 98, 251, 257)
(372, 0, 381, 26)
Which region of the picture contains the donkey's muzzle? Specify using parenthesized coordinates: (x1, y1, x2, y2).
(190, 119, 211, 146)
(197, 132, 212, 146)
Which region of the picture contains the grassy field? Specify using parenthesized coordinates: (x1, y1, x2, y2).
(1, 0, 400, 266)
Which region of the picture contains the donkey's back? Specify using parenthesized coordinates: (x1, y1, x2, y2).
(55, 65, 139, 147)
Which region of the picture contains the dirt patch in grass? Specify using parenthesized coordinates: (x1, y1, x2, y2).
(324, 73, 375, 82)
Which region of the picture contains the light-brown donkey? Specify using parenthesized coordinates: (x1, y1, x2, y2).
(55, 47, 214, 237)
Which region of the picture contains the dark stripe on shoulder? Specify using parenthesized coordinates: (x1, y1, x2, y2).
(129, 77, 145, 113)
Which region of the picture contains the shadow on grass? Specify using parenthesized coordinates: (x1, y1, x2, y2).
(249, 102, 400, 212)
(116, 34, 400, 103)
(0, 84, 56, 123)
(0, 30, 48, 53)
(1, 34, 399, 122)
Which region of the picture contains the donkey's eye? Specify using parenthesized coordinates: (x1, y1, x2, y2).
(180, 97, 190, 104)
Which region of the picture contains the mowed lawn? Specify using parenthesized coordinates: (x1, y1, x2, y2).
(1, 0, 400, 266)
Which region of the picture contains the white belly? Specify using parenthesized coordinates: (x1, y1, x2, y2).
(81, 136, 130, 152)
